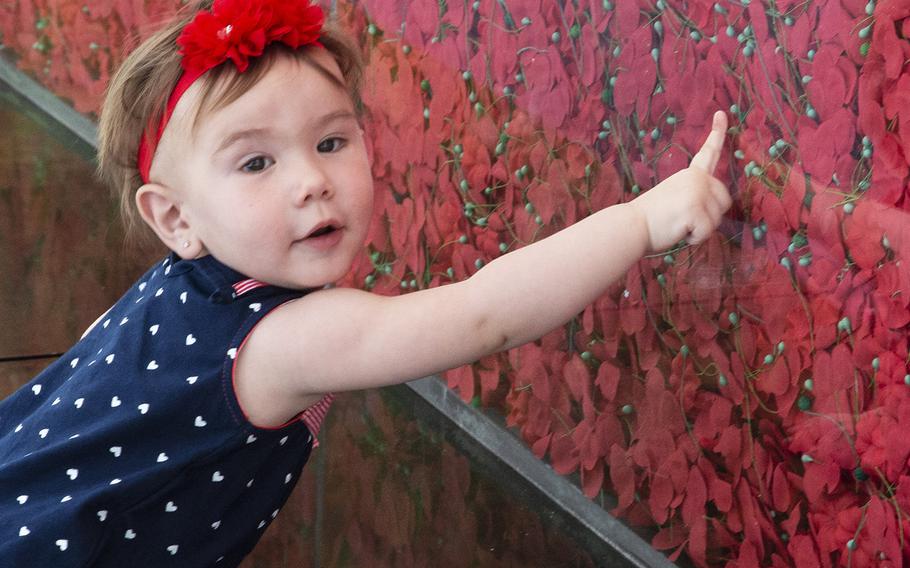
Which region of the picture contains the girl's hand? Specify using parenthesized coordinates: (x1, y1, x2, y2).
(629, 110, 732, 252)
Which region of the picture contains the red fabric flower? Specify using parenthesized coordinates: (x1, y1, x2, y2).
(177, 0, 324, 74)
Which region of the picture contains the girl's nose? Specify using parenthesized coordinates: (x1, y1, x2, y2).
(293, 167, 334, 206)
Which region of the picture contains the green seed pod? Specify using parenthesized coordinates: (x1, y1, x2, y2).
(663, 254, 674, 264)
(551, 31, 561, 43)
(718, 374, 728, 387)
(734, 149, 745, 159)
(367, 23, 378, 36)
(499, 242, 508, 253)
(690, 30, 701, 41)
(780, 257, 792, 269)
(569, 22, 581, 38)
(520, 16, 531, 26)
(365, 274, 375, 286)
(402, 44, 412, 55)
(475, 258, 484, 269)
(446, 267, 455, 278)
(458, 235, 468, 244)
(680, 345, 690, 357)
(581, 351, 593, 361)
(764, 354, 774, 365)
(621, 404, 634, 415)
(657, 274, 666, 287)
(728, 312, 739, 325)
(801, 453, 814, 463)
(843, 202, 855, 214)
(797, 394, 812, 411)
(872, 357, 880, 371)
(837, 317, 851, 332)
(853, 467, 868, 481)
(804, 378, 814, 391)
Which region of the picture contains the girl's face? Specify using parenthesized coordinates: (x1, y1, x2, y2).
(161, 50, 373, 289)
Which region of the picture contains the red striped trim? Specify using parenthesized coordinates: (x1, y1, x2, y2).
(301, 393, 334, 447)
(233, 278, 269, 297)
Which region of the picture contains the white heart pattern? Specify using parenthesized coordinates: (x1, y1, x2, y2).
(246, 434, 257, 444)
(155, 287, 164, 297)
(212, 471, 224, 482)
(149, 324, 159, 335)
(70, 358, 79, 368)
(52, 397, 61, 406)
(74, 398, 84, 409)
(212, 521, 221, 529)
(249, 303, 262, 312)
(18, 526, 29, 537)
(180, 291, 187, 304)
(146, 360, 159, 371)
(66, 468, 78, 480)
(186, 376, 198, 385)
(120, 317, 129, 326)
(138, 282, 147, 292)
(31, 384, 41, 395)
(226, 348, 237, 360)
(97, 510, 108, 522)
(185, 334, 196, 346)
(111, 396, 121, 407)
(168, 545, 179, 555)
(16, 495, 27, 505)
(61, 495, 72, 503)
(110, 478, 122, 485)
(157, 452, 169, 463)
(138, 403, 150, 414)
(110, 446, 122, 457)
(56, 539, 68, 551)
(38, 429, 49, 439)
(105, 354, 115, 364)
(165, 501, 177, 512)
(194, 416, 207, 427)
(124, 529, 136, 539)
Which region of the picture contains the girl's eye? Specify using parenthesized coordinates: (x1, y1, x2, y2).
(317, 137, 346, 153)
(240, 156, 273, 173)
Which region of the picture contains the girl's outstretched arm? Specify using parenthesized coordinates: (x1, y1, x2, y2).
(235, 111, 731, 424)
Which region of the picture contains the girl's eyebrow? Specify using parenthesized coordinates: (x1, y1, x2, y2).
(212, 109, 357, 157)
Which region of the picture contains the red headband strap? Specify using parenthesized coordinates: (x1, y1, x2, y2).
(137, 0, 325, 184)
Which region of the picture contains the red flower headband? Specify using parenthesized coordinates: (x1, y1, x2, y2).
(137, 0, 325, 183)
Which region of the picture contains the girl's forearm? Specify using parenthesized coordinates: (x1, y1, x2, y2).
(467, 202, 650, 351)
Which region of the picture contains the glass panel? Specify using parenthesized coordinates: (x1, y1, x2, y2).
(0, 82, 157, 358)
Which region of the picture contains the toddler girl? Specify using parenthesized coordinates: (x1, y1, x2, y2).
(0, 0, 731, 565)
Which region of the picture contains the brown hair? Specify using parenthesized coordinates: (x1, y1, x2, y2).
(96, 1, 364, 248)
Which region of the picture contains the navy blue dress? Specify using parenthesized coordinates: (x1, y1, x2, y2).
(0, 253, 332, 567)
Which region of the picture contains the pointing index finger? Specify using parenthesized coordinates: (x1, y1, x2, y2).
(689, 111, 728, 174)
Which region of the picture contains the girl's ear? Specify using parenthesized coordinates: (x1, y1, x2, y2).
(135, 183, 204, 259)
